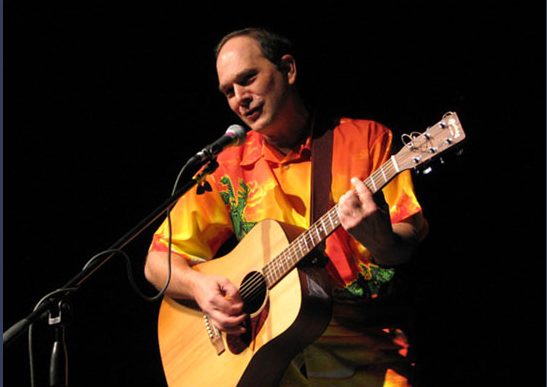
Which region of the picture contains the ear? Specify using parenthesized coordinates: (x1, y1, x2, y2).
(279, 54, 297, 85)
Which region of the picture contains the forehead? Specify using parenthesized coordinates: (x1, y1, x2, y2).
(217, 36, 264, 65)
(216, 36, 269, 80)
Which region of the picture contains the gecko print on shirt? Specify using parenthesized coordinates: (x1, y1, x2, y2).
(219, 175, 257, 241)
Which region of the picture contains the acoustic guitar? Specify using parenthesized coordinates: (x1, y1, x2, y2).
(157, 112, 466, 386)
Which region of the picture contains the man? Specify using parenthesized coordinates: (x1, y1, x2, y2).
(145, 27, 427, 386)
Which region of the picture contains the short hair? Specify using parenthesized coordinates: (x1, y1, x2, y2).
(214, 27, 295, 68)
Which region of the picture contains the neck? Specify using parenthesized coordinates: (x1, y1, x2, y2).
(263, 96, 310, 153)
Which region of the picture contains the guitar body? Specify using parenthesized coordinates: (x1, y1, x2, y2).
(157, 219, 333, 387)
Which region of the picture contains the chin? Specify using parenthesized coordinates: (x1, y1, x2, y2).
(248, 116, 272, 134)
(246, 121, 264, 133)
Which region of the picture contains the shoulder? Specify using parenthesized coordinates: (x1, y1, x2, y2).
(333, 117, 393, 146)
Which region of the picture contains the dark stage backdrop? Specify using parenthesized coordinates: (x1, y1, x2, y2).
(4, 2, 545, 387)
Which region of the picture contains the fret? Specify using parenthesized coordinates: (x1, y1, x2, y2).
(302, 232, 310, 250)
(312, 225, 320, 242)
(390, 155, 400, 173)
(326, 211, 334, 230)
(307, 231, 314, 249)
(273, 259, 281, 279)
(300, 235, 311, 256)
(380, 165, 387, 183)
(318, 218, 325, 237)
(369, 174, 377, 192)
(264, 265, 274, 287)
(296, 239, 304, 258)
(279, 257, 287, 275)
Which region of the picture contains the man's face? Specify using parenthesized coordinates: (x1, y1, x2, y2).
(216, 36, 293, 135)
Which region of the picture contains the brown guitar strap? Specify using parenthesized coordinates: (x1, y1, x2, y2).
(310, 115, 334, 237)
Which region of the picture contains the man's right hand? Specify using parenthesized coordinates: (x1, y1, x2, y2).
(189, 272, 247, 335)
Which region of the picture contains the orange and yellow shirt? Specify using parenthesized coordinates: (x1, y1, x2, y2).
(150, 118, 424, 300)
(150, 118, 426, 386)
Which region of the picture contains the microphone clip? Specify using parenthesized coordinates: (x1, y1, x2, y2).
(193, 159, 219, 195)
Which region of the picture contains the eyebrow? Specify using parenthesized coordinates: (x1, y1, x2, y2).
(218, 68, 256, 94)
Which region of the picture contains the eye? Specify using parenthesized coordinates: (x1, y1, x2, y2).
(224, 88, 234, 98)
(241, 72, 257, 86)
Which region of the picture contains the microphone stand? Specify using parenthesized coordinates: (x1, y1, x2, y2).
(3, 152, 220, 379)
(48, 300, 71, 387)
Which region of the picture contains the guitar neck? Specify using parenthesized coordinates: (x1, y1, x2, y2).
(261, 111, 466, 288)
(262, 157, 400, 288)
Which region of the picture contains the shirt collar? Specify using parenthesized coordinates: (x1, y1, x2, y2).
(240, 131, 312, 167)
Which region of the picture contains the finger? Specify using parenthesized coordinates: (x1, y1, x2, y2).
(210, 311, 247, 334)
(208, 277, 244, 312)
(351, 177, 373, 201)
(221, 312, 247, 327)
(211, 294, 244, 316)
(221, 280, 244, 304)
(223, 325, 247, 335)
(337, 193, 356, 219)
(340, 190, 361, 211)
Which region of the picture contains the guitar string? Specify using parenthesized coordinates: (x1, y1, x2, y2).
(242, 157, 398, 279)
(225, 129, 454, 332)
(238, 164, 399, 302)
(235, 220, 327, 297)
(238, 202, 346, 300)
(238, 223, 324, 299)
(238, 215, 337, 300)
(238, 206, 344, 299)
(231, 123, 452, 301)
(241, 130, 453, 296)
(243, 187, 383, 297)
(260, 143, 437, 297)
(252, 208, 339, 281)
(238, 159, 400, 300)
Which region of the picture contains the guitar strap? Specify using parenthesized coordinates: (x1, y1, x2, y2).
(310, 114, 335, 251)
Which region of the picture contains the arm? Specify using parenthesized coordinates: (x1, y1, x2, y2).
(145, 250, 246, 335)
(338, 177, 426, 267)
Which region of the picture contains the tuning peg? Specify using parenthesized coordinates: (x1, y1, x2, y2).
(415, 166, 433, 175)
(422, 166, 433, 175)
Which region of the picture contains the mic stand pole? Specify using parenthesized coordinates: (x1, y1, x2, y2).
(3, 155, 219, 348)
(48, 299, 71, 387)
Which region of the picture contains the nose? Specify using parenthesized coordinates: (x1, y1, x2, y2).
(233, 84, 251, 109)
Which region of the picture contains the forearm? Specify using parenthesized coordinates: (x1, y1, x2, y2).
(365, 219, 422, 267)
(338, 178, 427, 267)
(144, 250, 204, 299)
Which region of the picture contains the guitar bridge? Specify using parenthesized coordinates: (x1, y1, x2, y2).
(203, 314, 225, 355)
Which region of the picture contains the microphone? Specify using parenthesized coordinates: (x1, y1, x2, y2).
(190, 124, 248, 164)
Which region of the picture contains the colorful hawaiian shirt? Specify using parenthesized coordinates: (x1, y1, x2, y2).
(149, 118, 426, 386)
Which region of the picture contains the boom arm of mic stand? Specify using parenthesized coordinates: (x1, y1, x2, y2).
(3, 156, 219, 347)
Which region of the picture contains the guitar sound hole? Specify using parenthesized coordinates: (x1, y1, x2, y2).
(226, 271, 269, 354)
(240, 271, 267, 314)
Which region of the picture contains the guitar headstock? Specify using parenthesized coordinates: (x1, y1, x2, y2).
(394, 111, 466, 172)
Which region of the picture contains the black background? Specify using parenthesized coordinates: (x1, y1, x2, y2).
(4, 1, 545, 387)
